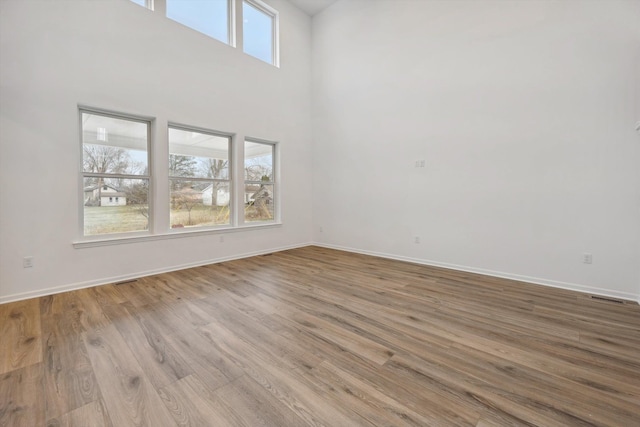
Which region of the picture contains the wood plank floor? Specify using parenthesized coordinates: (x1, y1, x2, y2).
(1, 246, 639, 426)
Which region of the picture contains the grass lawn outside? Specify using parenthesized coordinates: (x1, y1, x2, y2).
(170, 204, 230, 228)
(84, 205, 149, 236)
(244, 204, 274, 222)
(85, 203, 273, 236)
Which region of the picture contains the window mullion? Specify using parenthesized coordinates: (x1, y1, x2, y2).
(84, 173, 149, 180)
(168, 176, 224, 182)
(229, 0, 237, 48)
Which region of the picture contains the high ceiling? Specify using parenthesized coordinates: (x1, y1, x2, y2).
(287, 0, 340, 16)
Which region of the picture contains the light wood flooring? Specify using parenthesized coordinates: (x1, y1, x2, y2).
(1, 246, 639, 426)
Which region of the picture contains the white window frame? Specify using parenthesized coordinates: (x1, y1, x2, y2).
(78, 106, 154, 239)
(242, 0, 279, 67)
(243, 138, 278, 224)
(168, 123, 234, 231)
(129, 0, 154, 10)
(74, 111, 283, 248)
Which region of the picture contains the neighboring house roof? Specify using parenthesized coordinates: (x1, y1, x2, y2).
(174, 186, 201, 194)
(84, 185, 120, 192)
(201, 184, 216, 193)
(185, 182, 210, 192)
(201, 184, 235, 193)
(202, 184, 268, 194)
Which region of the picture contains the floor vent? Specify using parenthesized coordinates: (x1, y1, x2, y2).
(114, 279, 138, 286)
(590, 295, 624, 304)
(262, 253, 273, 257)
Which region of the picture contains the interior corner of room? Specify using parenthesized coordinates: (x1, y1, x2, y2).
(0, 0, 639, 304)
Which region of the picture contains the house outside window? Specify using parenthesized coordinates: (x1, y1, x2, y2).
(80, 108, 151, 236)
(168, 125, 232, 229)
(77, 108, 282, 245)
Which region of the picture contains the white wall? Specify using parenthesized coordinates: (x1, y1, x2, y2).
(0, 0, 313, 302)
(2, 0, 640, 304)
(312, 0, 640, 300)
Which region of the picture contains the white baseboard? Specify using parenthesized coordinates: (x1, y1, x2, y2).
(0, 243, 310, 305)
(3, 241, 637, 305)
(312, 242, 639, 303)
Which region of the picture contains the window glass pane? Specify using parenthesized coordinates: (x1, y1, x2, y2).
(167, 0, 229, 44)
(170, 180, 230, 228)
(244, 183, 274, 222)
(129, 0, 148, 8)
(82, 113, 148, 175)
(169, 127, 229, 179)
(243, 1, 274, 64)
(83, 178, 149, 235)
(244, 141, 273, 181)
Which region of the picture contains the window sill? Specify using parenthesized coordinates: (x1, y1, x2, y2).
(73, 222, 282, 249)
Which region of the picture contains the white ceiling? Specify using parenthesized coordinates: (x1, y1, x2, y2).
(287, 0, 340, 16)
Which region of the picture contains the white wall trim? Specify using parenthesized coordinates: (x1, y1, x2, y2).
(0, 242, 309, 305)
(312, 242, 640, 303)
(3, 242, 637, 305)
(73, 222, 282, 249)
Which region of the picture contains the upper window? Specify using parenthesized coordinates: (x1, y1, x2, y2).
(167, 0, 231, 44)
(169, 125, 232, 229)
(244, 139, 276, 222)
(81, 110, 151, 236)
(243, 0, 278, 66)
(129, 0, 153, 10)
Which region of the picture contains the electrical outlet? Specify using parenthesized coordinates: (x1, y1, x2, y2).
(415, 160, 425, 168)
(23, 256, 34, 268)
(219, 235, 224, 243)
(319, 226, 323, 233)
(583, 253, 593, 264)
(414, 236, 421, 244)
